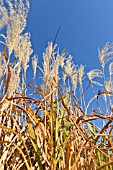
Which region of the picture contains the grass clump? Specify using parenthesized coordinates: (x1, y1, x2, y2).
(0, 0, 113, 170)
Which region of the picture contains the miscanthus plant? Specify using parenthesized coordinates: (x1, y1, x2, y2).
(0, 0, 113, 170)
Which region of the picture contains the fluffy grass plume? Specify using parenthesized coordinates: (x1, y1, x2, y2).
(0, 0, 113, 170)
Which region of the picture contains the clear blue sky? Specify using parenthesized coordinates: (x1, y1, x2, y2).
(27, 0, 113, 72)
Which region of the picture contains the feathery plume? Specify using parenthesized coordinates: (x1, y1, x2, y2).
(87, 69, 103, 86)
(98, 42, 113, 69)
(63, 55, 73, 83)
(0, 5, 8, 29)
(78, 65, 85, 87)
(71, 70, 78, 93)
(109, 62, 113, 94)
(4, 0, 30, 56)
(104, 79, 112, 101)
(87, 69, 103, 81)
(109, 62, 113, 76)
(50, 49, 65, 84)
(14, 33, 33, 72)
(42, 42, 54, 83)
(7, 63, 20, 96)
(63, 55, 78, 93)
(32, 54, 38, 79)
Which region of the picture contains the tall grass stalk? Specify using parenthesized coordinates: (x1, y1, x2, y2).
(0, 0, 113, 170)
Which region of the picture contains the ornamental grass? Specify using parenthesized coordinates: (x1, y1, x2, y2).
(0, 1, 113, 170)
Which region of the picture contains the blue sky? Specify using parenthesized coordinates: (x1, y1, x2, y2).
(27, 0, 113, 72)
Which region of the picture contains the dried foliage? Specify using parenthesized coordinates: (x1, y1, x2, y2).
(0, 1, 113, 170)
